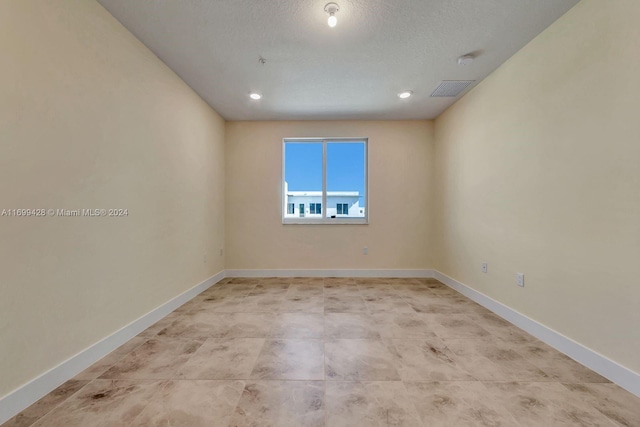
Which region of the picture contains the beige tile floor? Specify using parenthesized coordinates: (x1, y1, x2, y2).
(4, 277, 640, 426)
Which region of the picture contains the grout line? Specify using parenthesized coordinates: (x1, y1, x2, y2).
(126, 379, 173, 426)
(10, 380, 91, 427)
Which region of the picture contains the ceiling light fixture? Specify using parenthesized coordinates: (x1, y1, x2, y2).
(249, 93, 262, 100)
(398, 91, 413, 99)
(324, 2, 339, 28)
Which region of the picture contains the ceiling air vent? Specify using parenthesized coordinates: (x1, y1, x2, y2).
(430, 80, 475, 97)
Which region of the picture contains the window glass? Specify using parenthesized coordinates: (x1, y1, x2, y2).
(283, 139, 367, 223)
(327, 142, 366, 219)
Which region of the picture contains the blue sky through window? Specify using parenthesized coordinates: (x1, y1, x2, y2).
(284, 141, 365, 202)
(284, 143, 322, 191)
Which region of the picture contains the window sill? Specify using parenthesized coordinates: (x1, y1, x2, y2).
(282, 219, 369, 225)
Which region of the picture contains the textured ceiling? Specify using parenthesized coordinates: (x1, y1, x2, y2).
(97, 0, 579, 121)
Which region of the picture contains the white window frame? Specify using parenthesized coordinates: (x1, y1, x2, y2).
(282, 137, 368, 225)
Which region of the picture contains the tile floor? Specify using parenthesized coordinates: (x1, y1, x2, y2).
(4, 277, 639, 426)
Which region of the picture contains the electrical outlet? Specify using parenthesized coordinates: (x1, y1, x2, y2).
(203, 252, 207, 263)
(482, 262, 488, 273)
(517, 273, 524, 287)
(363, 247, 368, 255)
(219, 248, 224, 256)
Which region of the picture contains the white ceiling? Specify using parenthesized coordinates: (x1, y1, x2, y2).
(97, 0, 579, 121)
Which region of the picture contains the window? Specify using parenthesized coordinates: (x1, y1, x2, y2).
(283, 138, 367, 224)
(310, 203, 322, 214)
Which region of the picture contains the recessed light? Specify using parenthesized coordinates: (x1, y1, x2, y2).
(398, 91, 413, 99)
(249, 93, 262, 100)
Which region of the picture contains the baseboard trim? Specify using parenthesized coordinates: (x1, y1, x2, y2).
(225, 269, 435, 278)
(0, 270, 225, 425)
(433, 270, 640, 398)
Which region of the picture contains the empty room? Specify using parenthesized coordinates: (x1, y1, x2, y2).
(1, 0, 639, 426)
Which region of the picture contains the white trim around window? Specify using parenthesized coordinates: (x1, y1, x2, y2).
(282, 137, 368, 225)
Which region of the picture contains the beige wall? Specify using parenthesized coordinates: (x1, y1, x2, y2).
(225, 121, 434, 270)
(0, 0, 225, 397)
(434, 0, 640, 373)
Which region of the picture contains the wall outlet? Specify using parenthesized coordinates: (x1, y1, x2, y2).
(219, 248, 224, 256)
(363, 247, 368, 255)
(482, 262, 488, 273)
(203, 252, 207, 263)
(517, 273, 525, 287)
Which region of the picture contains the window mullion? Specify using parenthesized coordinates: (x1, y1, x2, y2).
(322, 140, 327, 221)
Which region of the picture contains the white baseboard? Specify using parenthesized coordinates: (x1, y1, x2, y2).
(0, 270, 225, 425)
(225, 269, 435, 278)
(433, 270, 640, 398)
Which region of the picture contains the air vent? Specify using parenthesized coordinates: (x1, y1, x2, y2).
(430, 80, 475, 97)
